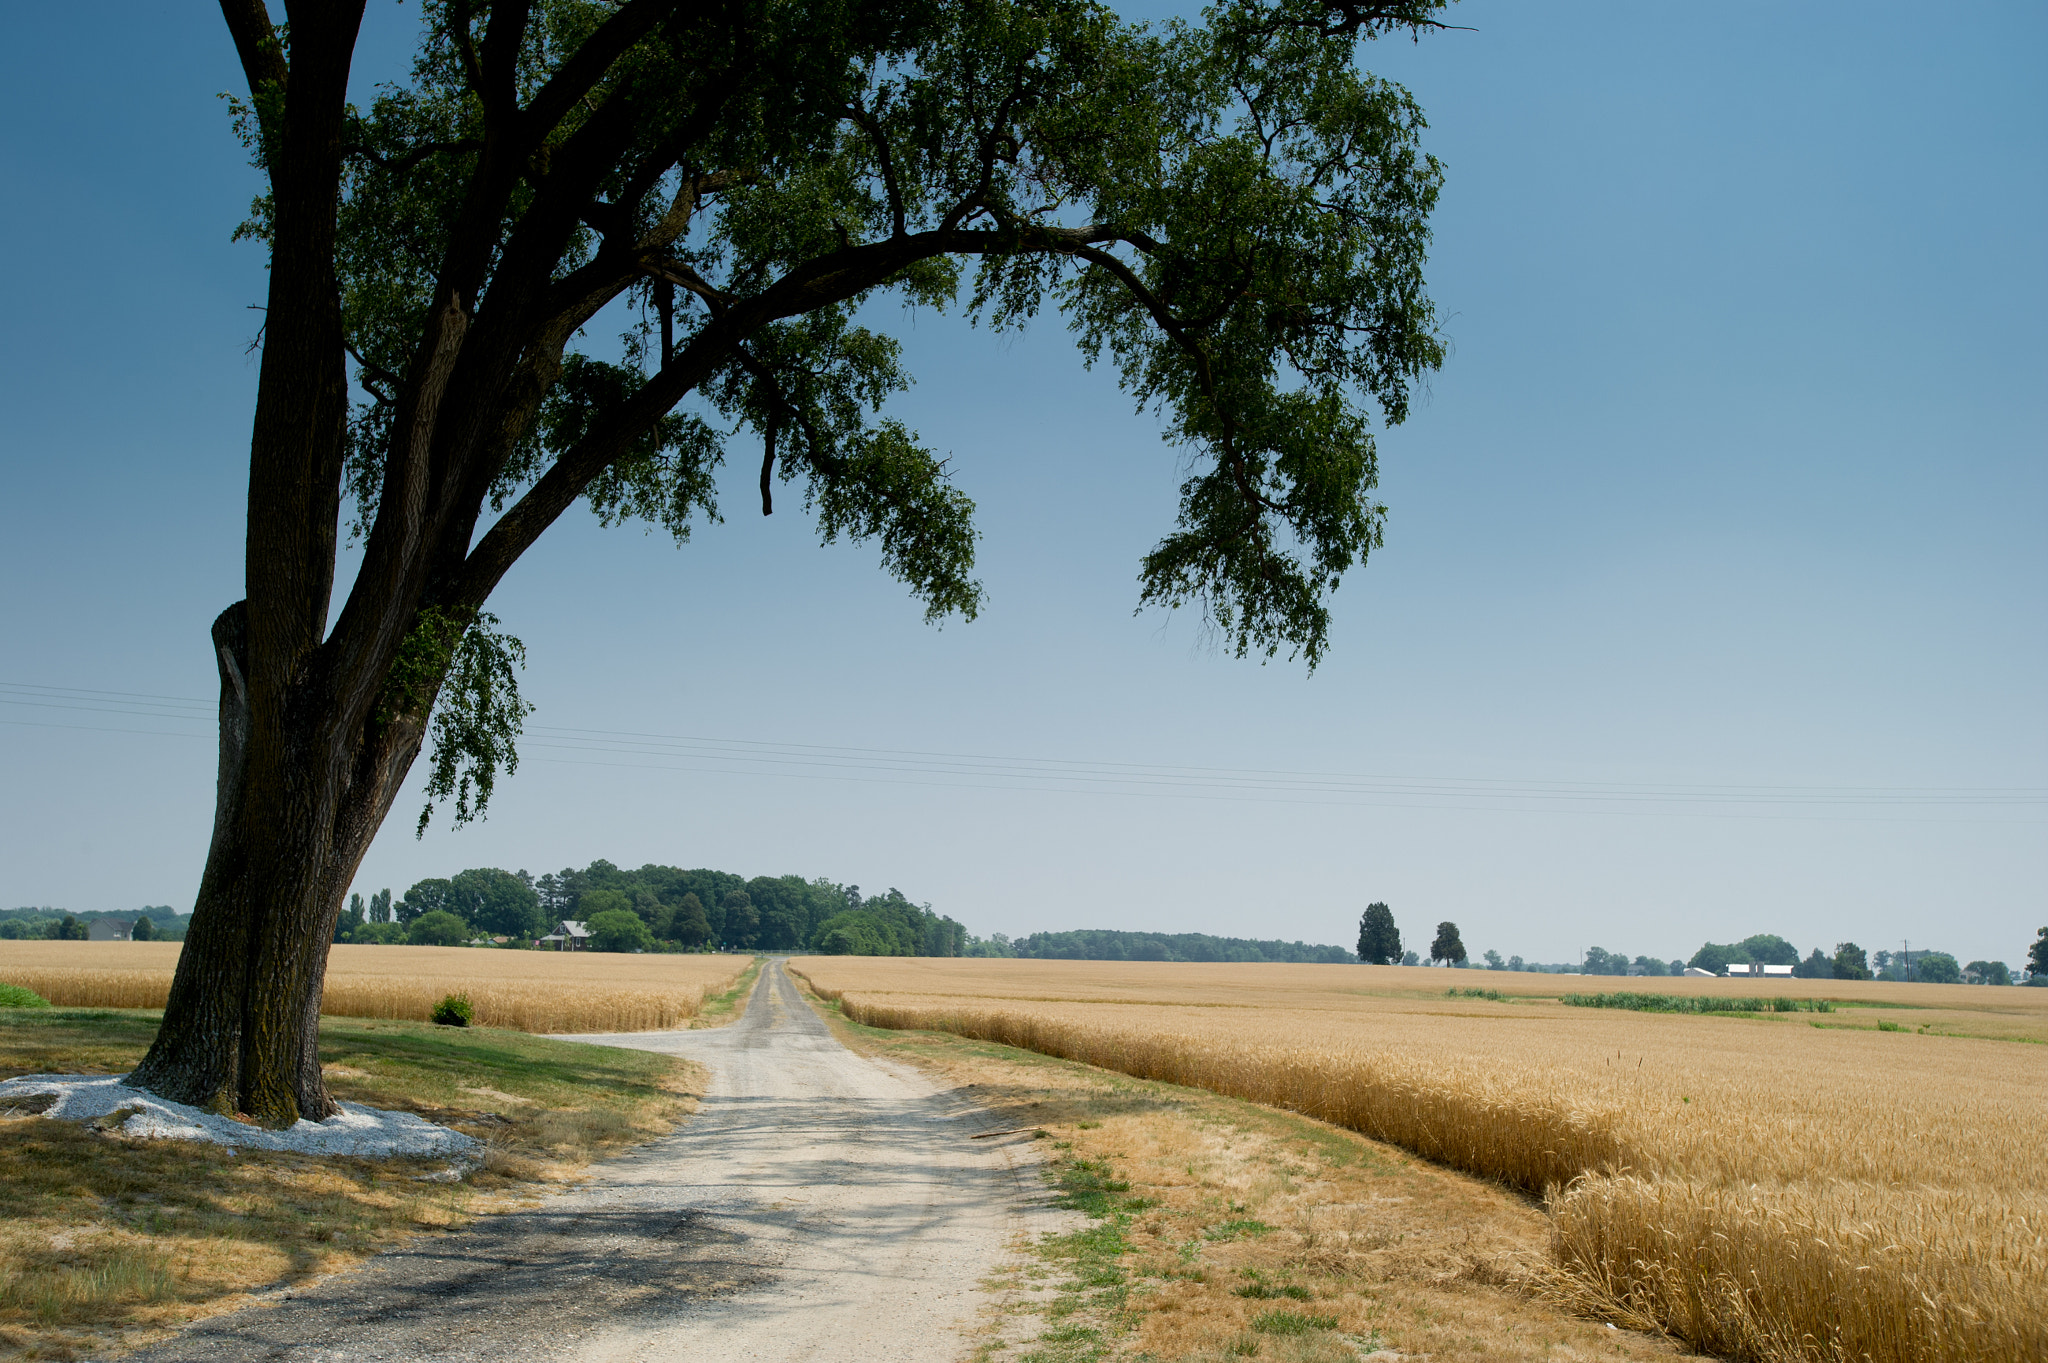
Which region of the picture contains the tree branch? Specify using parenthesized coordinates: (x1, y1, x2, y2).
(219, 0, 287, 108)
(517, 0, 681, 149)
(844, 101, 905, 237)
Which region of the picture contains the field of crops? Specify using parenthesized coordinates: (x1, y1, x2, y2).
(0, 942, 751, 1033)
(790, 957, 2048, 1363)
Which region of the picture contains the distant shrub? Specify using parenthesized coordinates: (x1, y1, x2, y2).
(431, 992, 474, 1027)
(0, 982, 52, 1009)
(1445, 987, 1507, 1001)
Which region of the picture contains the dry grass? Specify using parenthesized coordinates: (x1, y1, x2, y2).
(0, 1005, 704, 1361)
(793, 957, 2048, 1363)
(0, 943, 752, 1034)
(801, 978, 1691, 1363)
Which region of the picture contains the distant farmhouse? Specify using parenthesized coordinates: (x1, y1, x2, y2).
(1725, 963, 1794, 977)
(538, 920, 590, 951)
(87, 918, 136, 942)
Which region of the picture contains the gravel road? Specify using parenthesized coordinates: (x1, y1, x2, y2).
(123, 960, 1065, 1362)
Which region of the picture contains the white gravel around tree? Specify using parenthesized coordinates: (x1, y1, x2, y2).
(0, 1073, 478, 1160)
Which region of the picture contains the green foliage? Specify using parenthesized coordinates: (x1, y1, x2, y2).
(1249, 1309, 1339, 1335)
(395, 878, 455, 924)
(1202, 1217, 1274, 1242)
(1235, 1281, 1312, 1301)
(808, 887, 966, 956)
(1964, 960, 2011, 987)
(1912, 951, 1961, 985)
(670, 893, 713, 949)
(1444, 987, 1505, 1002)
(430, 993, 474, 1027)
(1428, 920, 1465, 966)
(2026, 928, 2047, 977)
(404, 910, 471, 947)
(342, 921, 409, 946)
(128, 915, 157, 943)
(0, 983, 52, 1009)
(1355, 901, 1399, 965)
(1691, 935, 1801, 973)
(1015, 928, 1353, 963)
(447, 868, 543, 939)
(1581, 946, 1631, 976)
(719, 890, 759, 950)
(586, 908, 655, 954)
(964, 931, 1017, 957)
(1559, 992, 1833, 1015)
(54, 915, 88, 942)
(301, 0, 1453, 706)
(1832, 941, 1870, 980)
(1793, 947, 1832, 979)
(576, 888, 633, 921)
(416, 612, 534, 836)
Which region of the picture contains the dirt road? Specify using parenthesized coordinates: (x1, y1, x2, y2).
(126, 961, 1063, 1362)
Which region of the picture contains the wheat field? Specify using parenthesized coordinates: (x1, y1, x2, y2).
(792, 956, 2048, 1363)
(0, 942, 750, 1033)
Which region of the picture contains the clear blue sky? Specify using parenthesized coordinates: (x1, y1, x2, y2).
(1, 2, 2041, 966)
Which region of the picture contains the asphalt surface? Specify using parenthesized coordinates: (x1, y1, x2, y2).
(121, 960, 1062, 1362)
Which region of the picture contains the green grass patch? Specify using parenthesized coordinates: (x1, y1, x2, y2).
(1251, 1308, 1341, 1335)
(1017, 1153, 1151, 1361)
(1559, 991, 1833, 1014)
(1444, 987, 1509, 1002)
(1201, 1216, 1274, 1242)
(0, 983, 51, 1009)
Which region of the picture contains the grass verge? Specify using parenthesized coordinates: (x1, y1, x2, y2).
(689, 955, 765, 1027)
(796, 983, 1687, 1363)
(0, 1006, 703, 1361)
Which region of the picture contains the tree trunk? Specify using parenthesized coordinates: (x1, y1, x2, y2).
(127, 605, 425, 1128)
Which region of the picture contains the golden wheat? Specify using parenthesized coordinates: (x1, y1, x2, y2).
(0, 942, 748, 1033)
(792, 956, 2048, 1363)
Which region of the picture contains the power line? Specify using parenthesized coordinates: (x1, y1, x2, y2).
(6, 679, 2043, 818)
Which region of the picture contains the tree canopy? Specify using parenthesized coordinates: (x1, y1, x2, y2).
(273, 0, 1457, 835)
(1428, 919, 1464, 966)
(129, 0, 1459, 1128)
(1355, 901, 1399, 964)
(999, 927, 1353, 962)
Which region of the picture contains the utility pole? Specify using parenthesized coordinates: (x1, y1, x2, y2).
(1903, 938, 1911, 982)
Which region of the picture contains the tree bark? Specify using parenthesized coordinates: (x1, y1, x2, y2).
(127, 605, 427, 1127)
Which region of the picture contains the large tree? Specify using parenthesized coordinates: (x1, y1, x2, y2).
(127, 0, 1452, 1125)
(1355, 901, 1399, 964)
(1428, 919, 1464, 966)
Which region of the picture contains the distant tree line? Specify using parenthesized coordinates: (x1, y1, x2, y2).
(0, 906, 187, 941)
(332, 860, 965, 956)
(968, 928, 1353, 963)
(1351, 907, 2036, 985)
